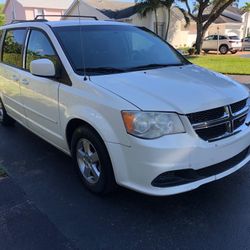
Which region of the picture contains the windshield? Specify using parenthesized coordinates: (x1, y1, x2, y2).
(53, 25, 188, 75)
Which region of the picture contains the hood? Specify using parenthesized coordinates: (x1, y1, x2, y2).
(90, 65, 249, 114)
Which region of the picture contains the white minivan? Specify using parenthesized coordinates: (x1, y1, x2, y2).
(0, 19, 250, 196)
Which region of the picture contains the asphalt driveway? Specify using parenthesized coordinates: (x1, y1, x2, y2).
(0, 121, 250, 250)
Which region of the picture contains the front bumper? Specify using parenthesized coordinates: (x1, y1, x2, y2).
(107, 117, 250, 196)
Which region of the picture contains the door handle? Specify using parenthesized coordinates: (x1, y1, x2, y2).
(11, 75, 19, 82)
(21, 79, 29, 85)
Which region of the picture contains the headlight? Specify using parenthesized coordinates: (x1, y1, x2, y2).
(121, 111, 185, 139)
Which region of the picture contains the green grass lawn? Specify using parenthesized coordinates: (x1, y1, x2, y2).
(188, 55, 250, 75)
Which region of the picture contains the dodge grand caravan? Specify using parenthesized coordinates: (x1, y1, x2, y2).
(0, 19, 250, 196)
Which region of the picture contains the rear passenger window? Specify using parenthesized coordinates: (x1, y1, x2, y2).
(2, 29, 26, 68)
(26, 30, 60, 71)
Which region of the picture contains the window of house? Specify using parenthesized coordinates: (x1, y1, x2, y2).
(35, 9, 45, 18)
(2, 29, 26, 68)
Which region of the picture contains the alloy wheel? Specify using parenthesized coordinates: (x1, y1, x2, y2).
(76, 138, 101, 184)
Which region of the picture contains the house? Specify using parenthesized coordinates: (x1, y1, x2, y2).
(63, 0, 133, 20)
(62, 0, 109, 20)
(3, 0, 73, 23)
(206, 6, 243, 38)
(100, 5, 196, 48)
(63, 1, 249, 48)
(242, 10, 250, 38)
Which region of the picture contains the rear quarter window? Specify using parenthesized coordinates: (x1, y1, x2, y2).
(2, 29, 26, 68)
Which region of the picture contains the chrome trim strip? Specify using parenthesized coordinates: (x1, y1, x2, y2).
(192, 113, 229, 130)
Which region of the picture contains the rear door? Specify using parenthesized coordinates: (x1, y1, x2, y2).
(203, 36, 214, 50)
(0, 28, 27, 124)
(20, 28, 68, 146)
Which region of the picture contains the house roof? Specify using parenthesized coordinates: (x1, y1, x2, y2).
(84, 0, 133, 11)
(63, 0, 108, 19)
(4, 0, 73, 11)
(101, 5, 137, 19)
(100, 4, 186, 21)
(204, 5, 242, 23)
(214, 14, 242, 24)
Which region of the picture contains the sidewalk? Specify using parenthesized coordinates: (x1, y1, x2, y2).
(229, 75, 250, 85)
(0, 176, 76, 250)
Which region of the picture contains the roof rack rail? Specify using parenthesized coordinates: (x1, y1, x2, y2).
(11, 19, 48, 24)
(35, 15, 98, 20)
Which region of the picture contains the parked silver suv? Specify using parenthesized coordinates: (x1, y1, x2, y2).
(202, 35, 242, 54)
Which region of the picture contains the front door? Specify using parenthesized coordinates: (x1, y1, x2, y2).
(20, 29, 62, 144)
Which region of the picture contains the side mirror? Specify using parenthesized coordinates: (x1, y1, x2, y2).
(30, 59, 56, 77)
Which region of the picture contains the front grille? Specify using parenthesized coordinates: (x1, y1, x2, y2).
(187, 107, 225, 124)
(187, 99, 249, 142)
(231, 99, 247, 114)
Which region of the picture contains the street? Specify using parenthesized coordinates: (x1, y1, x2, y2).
(0, 121, 250, 250)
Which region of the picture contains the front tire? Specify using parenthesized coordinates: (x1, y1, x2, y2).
(71, 126, 116, 194)
(0, 99, 15, 127)
(219, 45, 228, 55)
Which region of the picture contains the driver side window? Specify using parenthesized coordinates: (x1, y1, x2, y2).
(26, 30, 60, 72)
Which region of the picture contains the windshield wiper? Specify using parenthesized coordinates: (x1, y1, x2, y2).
(77, 67, 125, 74)
(126, 63, 185, 71)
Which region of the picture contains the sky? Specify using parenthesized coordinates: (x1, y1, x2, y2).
(0, 0, 248, 7)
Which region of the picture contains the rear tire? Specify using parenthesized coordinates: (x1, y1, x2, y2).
(71, 125, 116, 195)
(0, 99, 16, 127)
(219, 45, 228, 55)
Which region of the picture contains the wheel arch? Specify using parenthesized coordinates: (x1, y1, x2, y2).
(66, 118, 103, 151)
(219, 44, 229, 50)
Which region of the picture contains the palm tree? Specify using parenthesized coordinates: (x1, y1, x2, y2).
(135, 0, 162, 35)
(241, 2, 250, 13)
(136, 0, 189, 41)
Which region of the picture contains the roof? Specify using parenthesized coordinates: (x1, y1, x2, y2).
(84, 0, 133, 11)
(204, 5, 242, 23)
(100, 4, 186, 20)
(64, 0, 108, 19)
(101, 5, 137, 19)
(47, 19, 130, 27)
(4, 0, 73, 11)
(1, 19, 131, 29)
(214, 14, 242, 24)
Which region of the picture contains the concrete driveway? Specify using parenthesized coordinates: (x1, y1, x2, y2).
(0, 121, 250, 249)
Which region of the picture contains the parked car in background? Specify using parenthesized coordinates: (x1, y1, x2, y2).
(201, 35, 242, 54)
(242, 37, 250, 51)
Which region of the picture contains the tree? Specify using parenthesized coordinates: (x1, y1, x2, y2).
(179, 0, 235, 54)
(135, 0, 188, 41)
(241, 2, 250, 13)
(0, 4, 5, 26)
(135, 0, 162, 35)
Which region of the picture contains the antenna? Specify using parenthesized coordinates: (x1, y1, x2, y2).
(77, 0, 88, 81)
